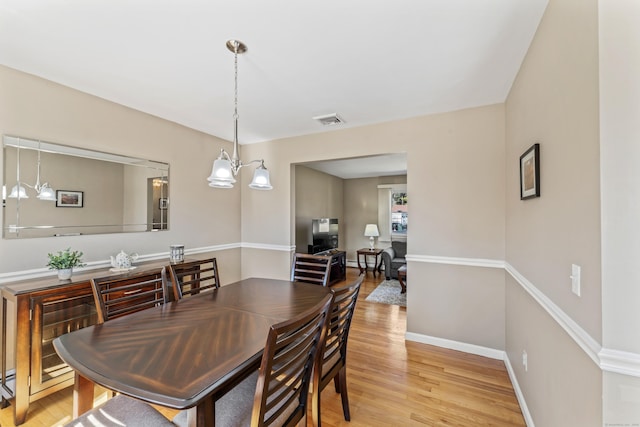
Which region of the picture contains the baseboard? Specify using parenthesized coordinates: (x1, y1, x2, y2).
(504, 354, 536, 426)
(405, 332, 505, 360)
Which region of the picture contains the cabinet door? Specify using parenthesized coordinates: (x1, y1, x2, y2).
(30, 284, 97, 394)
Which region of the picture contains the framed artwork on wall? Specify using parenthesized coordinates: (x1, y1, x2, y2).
(56, 190, 84, 208)
(520, 143, 540, 200)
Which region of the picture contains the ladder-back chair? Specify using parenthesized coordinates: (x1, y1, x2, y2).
(312, 273, 364, 426)
(167, 257, 220, 301)
(290, 253, 332, 287)
(90, 268, 169, 324)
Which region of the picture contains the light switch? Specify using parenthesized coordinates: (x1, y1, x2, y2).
(570, 264, 581, 297)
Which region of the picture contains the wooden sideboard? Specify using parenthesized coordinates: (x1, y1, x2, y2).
(314, 249, 346, 285)
(0, 259, 172, 425)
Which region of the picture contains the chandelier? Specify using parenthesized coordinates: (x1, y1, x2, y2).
(207, 40, 272, 190)
(8, 139, 56, 201)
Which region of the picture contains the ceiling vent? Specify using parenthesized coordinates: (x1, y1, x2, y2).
(313, 113, 345, 126)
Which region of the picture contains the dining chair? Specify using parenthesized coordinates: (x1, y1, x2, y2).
(65, 269, 173, 426)
(173, 292, 333, 427)
(90, 268, 169, 323)
(167, 257, 220, 301)
(312, 273, 364, 427)
(290, 253, 332, 286)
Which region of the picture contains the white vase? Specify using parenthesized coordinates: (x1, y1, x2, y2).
(57, 268, 73, 280)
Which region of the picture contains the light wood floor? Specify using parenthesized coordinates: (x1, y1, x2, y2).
(0, 267, 525, 427)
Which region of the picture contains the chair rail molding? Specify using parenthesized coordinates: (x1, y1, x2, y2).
(406, 254, 640, 378)
(0, 243, 242, 284)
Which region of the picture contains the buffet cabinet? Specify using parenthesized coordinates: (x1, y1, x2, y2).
(0, 260, 170, 425)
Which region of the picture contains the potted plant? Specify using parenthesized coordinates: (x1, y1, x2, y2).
(47, 248, 86, 280)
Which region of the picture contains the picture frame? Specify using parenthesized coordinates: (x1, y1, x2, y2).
(159, 198, 168, 210)
(56, 190, 84, 208)
(520, 143, 540, 200)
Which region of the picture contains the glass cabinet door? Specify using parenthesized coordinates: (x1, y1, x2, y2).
(30, 287, 97, 394)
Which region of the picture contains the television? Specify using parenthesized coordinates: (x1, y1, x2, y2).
(310, 218, 339, 254)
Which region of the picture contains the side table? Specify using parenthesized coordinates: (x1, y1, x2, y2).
(356, 248, 383, 277)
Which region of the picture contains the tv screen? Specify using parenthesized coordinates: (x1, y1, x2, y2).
(310, 218, 338, 254)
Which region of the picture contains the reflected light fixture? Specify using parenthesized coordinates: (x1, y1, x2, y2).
(9, 140, 56, 201)
(364, 224, 380, 250)
(207, 40, 272, 190)
(8, 138, 29, 200)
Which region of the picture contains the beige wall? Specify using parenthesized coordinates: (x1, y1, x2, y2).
(293, 166, 344, 254)
(343, 176, 406, 261)
(599, 0, 640, 423)
(0, 65, 241, 281)
(505, 0, 603, 424)
(506, 275, 602, 426)
(241, 104, 507, 353)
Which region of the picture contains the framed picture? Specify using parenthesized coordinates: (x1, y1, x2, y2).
(520, 143, 540, 200)
(56, 190, 84, 208)
(159, 198, 168, 210)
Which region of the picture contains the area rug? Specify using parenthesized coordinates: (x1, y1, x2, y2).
(365, 279, 406, 307)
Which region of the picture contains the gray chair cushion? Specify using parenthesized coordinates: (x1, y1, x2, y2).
(173, 371, 258, 427)
(65, 394, 174, 427)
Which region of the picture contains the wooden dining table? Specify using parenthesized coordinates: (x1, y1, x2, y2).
(52, 277, 332, 426)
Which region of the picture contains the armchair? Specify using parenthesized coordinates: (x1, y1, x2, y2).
(381, 240, 407, 280)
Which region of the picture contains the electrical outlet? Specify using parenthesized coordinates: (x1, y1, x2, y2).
(522, 350, 528, 372)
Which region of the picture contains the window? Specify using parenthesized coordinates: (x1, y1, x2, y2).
(391, 192, 407, 235)
(377, 184, 407, 242)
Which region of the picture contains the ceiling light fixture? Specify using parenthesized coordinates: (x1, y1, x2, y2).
(207, 40, 272, 190)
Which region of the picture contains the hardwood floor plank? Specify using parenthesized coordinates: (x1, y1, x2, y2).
(0, 267, 525, 427)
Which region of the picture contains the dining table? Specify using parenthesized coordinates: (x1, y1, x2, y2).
(52, 277, 332, 427)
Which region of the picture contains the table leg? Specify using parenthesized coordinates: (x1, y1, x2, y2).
(372, 254, 379, 277)
(73, 373, 95, 418)
(195, 397, 215, 426)
(398, 272, 406, 294)
(357, 253, 365, 274)
(376, 254, 383, 276)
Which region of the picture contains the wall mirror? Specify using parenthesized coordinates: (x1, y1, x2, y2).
(2, 135, 169, 239)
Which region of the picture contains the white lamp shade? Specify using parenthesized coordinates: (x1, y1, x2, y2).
(364, 224, 379, 237)
(248, 166, 273, 190)
(207, 158, 236, 184)
(8, 184, 29, 199)
(208, 180, 234, 189)
(37, 185, 57, 201)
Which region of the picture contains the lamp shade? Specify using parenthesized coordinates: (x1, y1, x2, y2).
(248, 165, 273, 190)
(207, 158, 236, 187)
(208, 180, 234, 189)
(37, 185, 57, 201)
(364, 224, 379, 237)
(8, 184, 28, 199)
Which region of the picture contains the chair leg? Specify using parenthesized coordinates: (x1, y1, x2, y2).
(338, 367, 351, 421)
(333, 375, 341, 393)
(312, 390, 321, 427)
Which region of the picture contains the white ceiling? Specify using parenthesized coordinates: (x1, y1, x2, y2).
(302, 153, 408, 180)
(0, 0, 547, 177)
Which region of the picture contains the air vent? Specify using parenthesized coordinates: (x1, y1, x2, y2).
(313, 113, 345, 126)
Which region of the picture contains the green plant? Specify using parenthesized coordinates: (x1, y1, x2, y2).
(46, 248, 86, 270)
